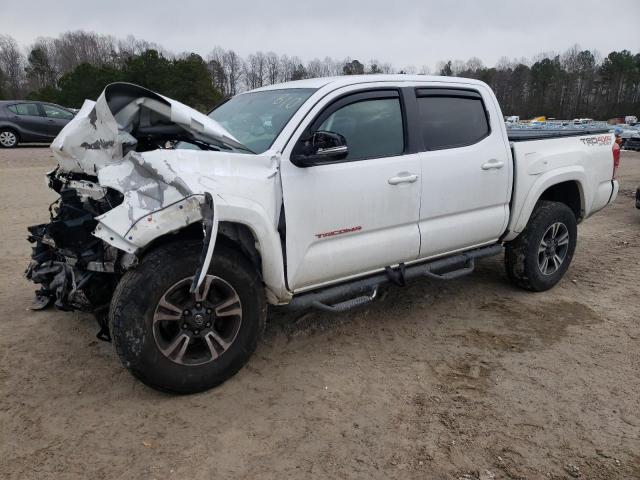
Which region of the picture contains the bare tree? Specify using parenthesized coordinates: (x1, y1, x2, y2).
(51, 31, 117, 75)
(379, 63, 393, 74)
(278, 54, 293, 82)
(306, 58, 324, 78)
(0, 34, 25, 97)
(265, 51, 279, 85)
(224, 50, 243, 96)
(466, 57, 484, 73)
(401, 65, 417, 75)
(450, 60, 466, 76)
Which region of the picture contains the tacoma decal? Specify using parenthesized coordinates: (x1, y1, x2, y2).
(315, 226, 362, 239)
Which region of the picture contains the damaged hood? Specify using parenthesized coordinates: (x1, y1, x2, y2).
(47, 83, 281, 262)
(51, 82, 246, 175)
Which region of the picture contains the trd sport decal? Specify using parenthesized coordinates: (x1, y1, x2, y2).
(580, 135, 612, 146)
(315, 226, 362, 239)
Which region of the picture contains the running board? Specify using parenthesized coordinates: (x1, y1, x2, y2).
(284, 244, 502, 313)
(423, 258, 475, 280)
(311, 288, 378, 313)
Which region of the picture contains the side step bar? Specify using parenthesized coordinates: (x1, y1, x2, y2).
(284, 244, 503, 313)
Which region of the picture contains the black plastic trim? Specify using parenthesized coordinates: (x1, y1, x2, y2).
(400, 87, 423, 154)
(507, 128, 610, 142)
(415, 87, 483, 99)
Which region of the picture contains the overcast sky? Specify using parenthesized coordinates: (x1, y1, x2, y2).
(2, 0, 639, 69)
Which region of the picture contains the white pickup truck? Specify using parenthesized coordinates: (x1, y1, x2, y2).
(26, 76, 619, 393)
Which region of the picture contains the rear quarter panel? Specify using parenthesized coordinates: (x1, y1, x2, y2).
(506, 133, 615, 238)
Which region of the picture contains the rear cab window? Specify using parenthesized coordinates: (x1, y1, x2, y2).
(415, 88, 490, 150)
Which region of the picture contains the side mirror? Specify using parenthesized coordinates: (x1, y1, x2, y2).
(291, 130, 348, 167)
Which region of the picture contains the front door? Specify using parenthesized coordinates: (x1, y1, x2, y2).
(280, 89, 421, 290)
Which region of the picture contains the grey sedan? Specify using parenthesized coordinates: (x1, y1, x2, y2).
(0, 100, 75, 148)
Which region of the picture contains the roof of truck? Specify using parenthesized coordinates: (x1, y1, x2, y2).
(248, 74, 488, 93)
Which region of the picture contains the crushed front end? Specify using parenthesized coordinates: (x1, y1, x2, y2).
(25, 169, 129, 323)
(23, 82, 260, 339)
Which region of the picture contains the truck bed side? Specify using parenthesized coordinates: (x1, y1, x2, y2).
(504, 133, 618, 241)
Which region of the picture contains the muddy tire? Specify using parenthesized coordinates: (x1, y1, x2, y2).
(110, 241, 266, 394)
(505, 201, 577, 292)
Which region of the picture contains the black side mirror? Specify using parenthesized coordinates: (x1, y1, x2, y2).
(291, 130, 349, 167)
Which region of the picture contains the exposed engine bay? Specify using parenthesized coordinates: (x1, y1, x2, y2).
(26, 170, 126, 313)
(24, 82, 247, 326)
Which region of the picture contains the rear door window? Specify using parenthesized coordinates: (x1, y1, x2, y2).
(8, 103, 41, 116)
(416, 89, 490, 150)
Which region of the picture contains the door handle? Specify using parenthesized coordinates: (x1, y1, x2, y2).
(481, 159, 505, 170)
(388, 173, 419, 185)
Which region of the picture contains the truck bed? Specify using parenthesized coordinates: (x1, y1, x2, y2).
(507, 128, 610, 142)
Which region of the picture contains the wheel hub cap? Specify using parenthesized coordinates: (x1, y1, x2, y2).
(537, 222, 569, 276)
(152, 275, 242, 366)
(0, 132, 16, 146)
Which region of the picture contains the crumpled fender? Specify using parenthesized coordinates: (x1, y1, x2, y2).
(92, 153, 220, 291)
(92, 150, 200, 253)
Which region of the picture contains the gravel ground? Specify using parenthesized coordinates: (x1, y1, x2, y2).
(0, 146, 638, 480)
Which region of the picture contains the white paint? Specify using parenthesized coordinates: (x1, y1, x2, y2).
(50, 76, 618, 305)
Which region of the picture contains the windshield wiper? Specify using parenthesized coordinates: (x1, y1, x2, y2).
(232, 144, 256, 154)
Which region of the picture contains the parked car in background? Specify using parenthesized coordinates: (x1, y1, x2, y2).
(619, 124, 640, 151)
(0, 100, 75, 148)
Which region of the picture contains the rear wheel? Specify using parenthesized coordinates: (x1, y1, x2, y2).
(0, 129, 18, 148)
(505, 201, 577, 292)
(110, 241, 266, 394)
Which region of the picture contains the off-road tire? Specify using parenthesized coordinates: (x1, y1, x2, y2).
(110, 241, 266, 394)
(505, 200, 577, 292)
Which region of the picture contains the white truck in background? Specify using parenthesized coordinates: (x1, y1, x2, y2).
(26, 76, 619, 393)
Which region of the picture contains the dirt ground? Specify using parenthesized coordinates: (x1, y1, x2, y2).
(0, 146, 638, 480)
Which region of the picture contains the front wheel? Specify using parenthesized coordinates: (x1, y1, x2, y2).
(505, 201, 577, 292)
(110, 241, 266, 394)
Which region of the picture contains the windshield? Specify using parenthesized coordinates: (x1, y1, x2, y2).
(208, 88, 316, 153)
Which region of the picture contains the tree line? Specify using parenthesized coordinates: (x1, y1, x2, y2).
(0, 31, 638, 118)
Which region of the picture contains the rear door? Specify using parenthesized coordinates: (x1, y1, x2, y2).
(7, 103, 50, 141)
(280, 87, 422, 290)
(40, 104, 74, 137)
(415, 86, 512, 258)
